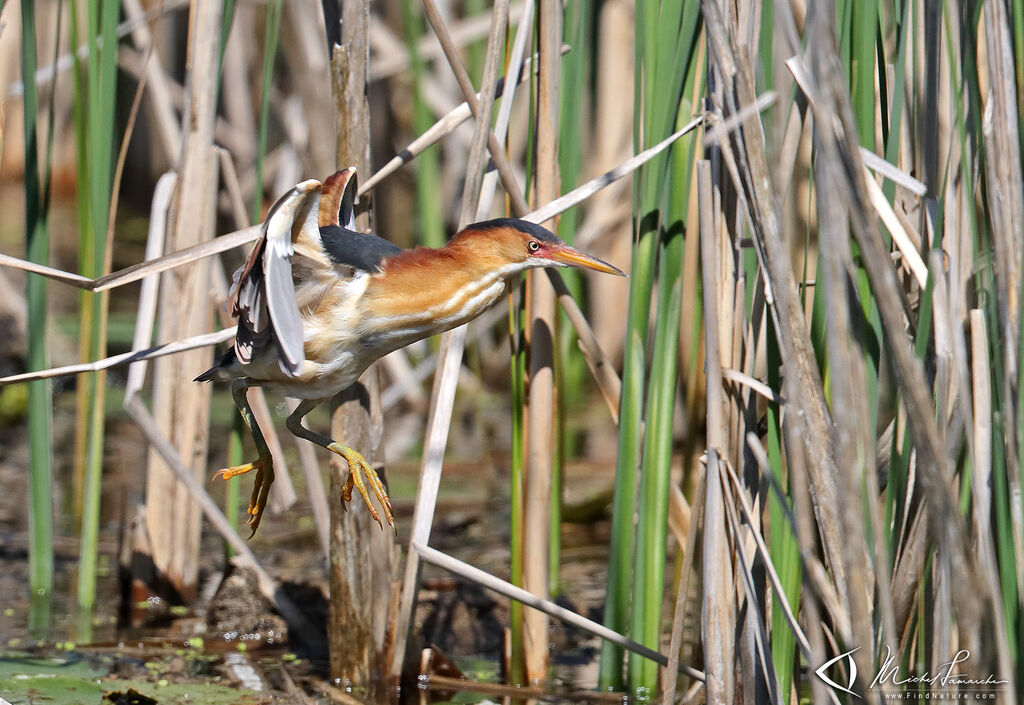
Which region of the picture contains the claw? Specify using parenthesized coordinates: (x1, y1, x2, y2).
(214, 456, 274, 536)
(212, 462, 257, 481)
(327, 444, 395, 530)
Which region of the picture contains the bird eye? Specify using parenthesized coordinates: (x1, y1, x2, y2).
(527, 241, 541, 252)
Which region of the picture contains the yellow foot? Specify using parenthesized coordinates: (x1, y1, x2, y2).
(213, 456, 275, 537)
(327, 444, 394, 530)
(212, 461, 259, 481)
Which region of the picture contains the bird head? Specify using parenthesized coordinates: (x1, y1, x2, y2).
(453, 218, 627, 278)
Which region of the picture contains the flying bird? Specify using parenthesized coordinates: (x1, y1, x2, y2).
(196, 169, 626, 535)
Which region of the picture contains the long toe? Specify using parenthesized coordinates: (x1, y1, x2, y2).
(213, 460, 259, 482)
(237, 457, 272, 537)
(328, 444, 394, 529)
(363, 464, 395, 529)
(341, 473, 355, 505)
(245, 473, 263, 536)
(246, 503, 264, 537)
(246, 485, 269, 536)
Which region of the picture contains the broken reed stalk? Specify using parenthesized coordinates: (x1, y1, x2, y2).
(981, 0, 1024, 366)
(522, 0, 561, 684)
(509, 289, 527, 685)
(697, 159, 735, 704)
(719, 461, 785, 703)
(143, 0, 222, 602)
(327, 0, 398, 692)
(488, 4, 536, 683)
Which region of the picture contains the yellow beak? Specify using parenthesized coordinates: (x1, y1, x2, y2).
(549, 245, 628, 277)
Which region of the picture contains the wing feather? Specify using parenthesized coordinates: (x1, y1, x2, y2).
(228, 179, 322, 375)
(228, 239, 267, 364)
(225, 170, 400, 378)
(264, 180, 321, 374)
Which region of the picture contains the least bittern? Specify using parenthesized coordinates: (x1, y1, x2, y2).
(196, 169, 626, 534)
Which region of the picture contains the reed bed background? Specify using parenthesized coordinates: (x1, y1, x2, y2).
(0, 0, 1022, 703)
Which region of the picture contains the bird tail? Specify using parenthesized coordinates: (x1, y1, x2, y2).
(193, 367, 220, 383)
(194, 348, 238, 383)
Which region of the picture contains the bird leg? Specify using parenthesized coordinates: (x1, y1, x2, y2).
(286, 399, 394, 530)
(213, 380, 275, 536)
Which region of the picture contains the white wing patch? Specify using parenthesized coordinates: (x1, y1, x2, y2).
(262, 180, 322, 375)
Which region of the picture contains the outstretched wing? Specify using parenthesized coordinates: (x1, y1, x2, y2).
(228, 169, 403, 376)
(229, 179, 322, 375)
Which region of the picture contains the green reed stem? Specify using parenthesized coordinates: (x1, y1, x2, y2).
(21, 0, 54, 640)
(627, 229, 683, 702)
(76, 0, 119, 641)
